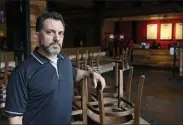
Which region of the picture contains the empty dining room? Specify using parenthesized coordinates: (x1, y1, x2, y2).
(0, 0, 182, 124)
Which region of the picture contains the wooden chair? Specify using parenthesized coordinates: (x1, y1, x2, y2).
(0, 56, 9, 86)
(0, 56, 9, 120)
(75, 50, 88, 70)
(74, 50, 88, 97)
(91, 63, 133, 101)
(116, 47, 131, 70)
(0, 84, 6, 109)
(0, 56, 10, 121)
(87, 50, 100, 73)
(87, 74, 145, 125)
(0, 84, 7, 123)
(71, 78, 88, 124)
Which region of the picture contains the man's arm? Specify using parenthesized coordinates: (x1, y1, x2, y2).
(75, 69, 106, 91)
(8, 116, 23, 124)
(75, 69, 91, 82)
(5, 68, 28, 125)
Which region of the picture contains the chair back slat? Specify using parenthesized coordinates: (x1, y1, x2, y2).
(134, 75, 145, 125)
(95, 73, 145, 125)
(126, 67, 133, 101)
(4, 56, 8, 86)
(82, 78, 88, 124)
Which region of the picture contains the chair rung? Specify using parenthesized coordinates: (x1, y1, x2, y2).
(72, 110, 82, 115)
(71, 121, 83, 124)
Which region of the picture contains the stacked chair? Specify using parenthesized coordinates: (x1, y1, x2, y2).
(72, 67, 145, 124)
(109, 47, 132, 70)
(0, 55, 10, 124)
(91, 63, 133, 101)
(75, 50, 88, 70)
(71, 50, 89, 124)
(71, 48, 146, 124)
(87, 72, 145, 125)
(100, 46, 133, 100)
(71, 78, 88, 124)
(87, 50, 100, 73)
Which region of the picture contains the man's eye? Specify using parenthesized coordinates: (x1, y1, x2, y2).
(59, 32, 64, 36)
(59, 33, 63, 36)
(47, 31, 53, 34)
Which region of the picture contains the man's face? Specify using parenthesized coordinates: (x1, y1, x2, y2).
(37, 18, 64, 55)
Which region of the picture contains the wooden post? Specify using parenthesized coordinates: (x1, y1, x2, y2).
(30, 0, 46, 52)
(180, 48, 183, 76)
(115, 63, 119, 94)
(82, 78, 88, 124)
(118, 69, 123, 108)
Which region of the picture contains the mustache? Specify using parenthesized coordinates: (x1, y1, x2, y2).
(49, 42, 61, 47)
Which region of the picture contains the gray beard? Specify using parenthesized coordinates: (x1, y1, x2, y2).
(41, 44, 61, 56)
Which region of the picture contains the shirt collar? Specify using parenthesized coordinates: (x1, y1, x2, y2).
(32, 47, 64, 64)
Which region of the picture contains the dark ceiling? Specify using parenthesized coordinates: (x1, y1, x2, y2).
(47, 0, 183, 20)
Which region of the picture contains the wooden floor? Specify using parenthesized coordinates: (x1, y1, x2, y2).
(102, 68, 183, 124)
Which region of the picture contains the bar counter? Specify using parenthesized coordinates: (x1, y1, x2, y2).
(132, 48, 179, 68)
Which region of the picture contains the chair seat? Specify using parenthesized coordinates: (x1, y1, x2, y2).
(87, 107, 134, 124)
(71, 121, 84, 124)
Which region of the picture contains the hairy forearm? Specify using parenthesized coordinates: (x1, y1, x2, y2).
(8, 116, 23, 124)
(75, 69, 92, 82)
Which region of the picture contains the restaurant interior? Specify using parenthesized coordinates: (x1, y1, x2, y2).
(0, 0, 183, 124)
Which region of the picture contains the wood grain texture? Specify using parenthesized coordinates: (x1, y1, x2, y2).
(30, 0, 46, 27)
(62, 47, 101, 55)
(133, 49, 179, 67)
(30, 0, 46, 51)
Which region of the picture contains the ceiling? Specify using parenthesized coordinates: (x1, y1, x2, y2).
(58, 1, 93, 8)
(47, 0, 183, 20)
(105, 12, 183, 21)
(0, 0, 181, 21)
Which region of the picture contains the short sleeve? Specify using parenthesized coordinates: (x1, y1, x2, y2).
(72, 67, 77, 82)
(4, 68, 28, 117)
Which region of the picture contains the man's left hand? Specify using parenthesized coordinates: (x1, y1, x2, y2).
(90, 72, 106, 91)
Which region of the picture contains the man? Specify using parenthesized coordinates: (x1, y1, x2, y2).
(4, 11, 106, 124)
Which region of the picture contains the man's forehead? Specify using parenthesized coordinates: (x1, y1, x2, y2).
(43, 18, 64, 31)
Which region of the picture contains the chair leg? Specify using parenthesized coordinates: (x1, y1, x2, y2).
(118, 69, 123, 107)
(115, 63, 119, 94)
(82, 78, 88, 124)
(134, 75, 145, 125)
(126, 67, 133, 101)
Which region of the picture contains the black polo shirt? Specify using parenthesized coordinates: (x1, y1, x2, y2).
(4, 48, 77, 124)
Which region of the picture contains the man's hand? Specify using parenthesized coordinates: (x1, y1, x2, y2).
(90, 71, 106, 91)
(75, 65, 106, 91)
(8, 116, 23, 124)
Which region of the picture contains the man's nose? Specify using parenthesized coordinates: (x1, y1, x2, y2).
(53, 34, 60, 41)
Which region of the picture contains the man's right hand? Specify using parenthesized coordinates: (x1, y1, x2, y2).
(8, 116, 23, 124)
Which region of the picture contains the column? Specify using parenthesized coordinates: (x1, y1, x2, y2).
(179, 48, 183, 76)
(6, 1, 30, 60)
(93, 2, 105, 47)
(30, 0, 46, 52)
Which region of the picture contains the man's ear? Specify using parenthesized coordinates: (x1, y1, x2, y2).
(34, 32, 39, 41)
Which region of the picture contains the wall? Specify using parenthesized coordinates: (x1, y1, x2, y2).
(63, 18, 96, 48)
(137, 19, 182, 48)
(119, 18, 183, 49)
(64, 19, 115, 48)
(101, 20, 115, 46)
(118, 21, 132, 42)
